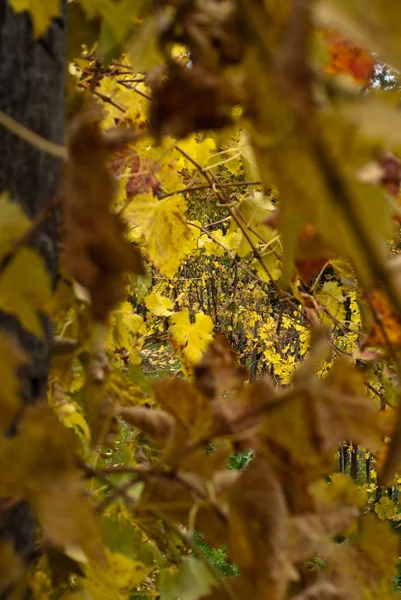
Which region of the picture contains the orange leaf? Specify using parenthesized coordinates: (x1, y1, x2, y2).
(322, 29, 375, 85)
(362, 290, 401, 348)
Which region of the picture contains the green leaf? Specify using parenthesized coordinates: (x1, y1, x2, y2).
(159, 556, 217, 600)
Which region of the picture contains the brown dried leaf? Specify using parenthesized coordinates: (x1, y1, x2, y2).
(194, 334, 248, 398)
(261, 363, 381, 479)
(325, 513, 399, 598)
(63, 109, 144, 321)
(287, 505, 358, 564)
(81, 348, 119, 449)
(152, 377, 214, 451)
(118, 406, 175, 443)
(148, 65, 238, 141)
(140, 471, 228, 547)
(291, 581, 345, 600)
(227, 455, 293, 599)
(178, 446, 230, 479)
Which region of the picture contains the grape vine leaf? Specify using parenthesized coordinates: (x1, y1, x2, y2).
(145, 292, 174, 317)
(9, 0, 59, 37)
(170, 309, 213, 367)
(159, 556, 217, 600)
(126, 193, 199, 277)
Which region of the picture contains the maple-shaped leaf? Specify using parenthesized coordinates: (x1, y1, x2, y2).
(9, 0, 59, 38)
(125, 193, 199, 277)
(170, 309, 213, 369)
(145, 292, 174, 317)
(107, 301, 145, 365)
(227, 455, 293, 599)
(374, 496, 397, 521)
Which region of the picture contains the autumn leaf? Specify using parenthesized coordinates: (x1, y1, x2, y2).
(0, 405, 103, 563)
(159, 556, 217, 600)
(117, 405, 175, 444)
(125, 193, 198, 277)
(0, 334, 26, 433)
(227, 455, 293, 599)
(287, 505, 358, 563)
(362, 289, 401, 348)
(63, 109, 144, 321)
(9, 0, 59, 38)
(322, 29, 375, 85)
(194, 334, 248, 398)
(145, 292, 174, 317)
(169, 309, 213, 370)
(152, 377, 214, 449)
(0, 540, 25, 594)
(83, 551, 151, 600)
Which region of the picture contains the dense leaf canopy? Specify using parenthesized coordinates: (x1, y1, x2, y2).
(3, 1, 401, 599)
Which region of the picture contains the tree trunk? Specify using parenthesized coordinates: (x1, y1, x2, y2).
(0, 0, 65, 590)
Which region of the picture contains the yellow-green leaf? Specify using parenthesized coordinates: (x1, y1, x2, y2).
(9, 0, 59, 38)
(0, 248, 51, 336)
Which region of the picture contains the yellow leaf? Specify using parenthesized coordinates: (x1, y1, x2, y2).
(228, 193, 275, 258)
(0, 193, 29, 256)
(0, 248, 51, 336)
(0, 194, 51, 334)
(170, 308, 213, 366)
(316, 280, 345, 325)
(9, 0, 59, 37)
(126, 193, 199, 277)
(375, 496, 396, 521)
(198, 229, 241, 257)
(145, 292, 174, 316)
(83, 551, 151, 600)
(178, 136, 216, 170)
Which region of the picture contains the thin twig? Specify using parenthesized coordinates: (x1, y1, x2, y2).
(160, 180, 262, 199)
(0, 110, 67, 159)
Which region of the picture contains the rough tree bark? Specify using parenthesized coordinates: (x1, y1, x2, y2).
(0, 0, 66, 593)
